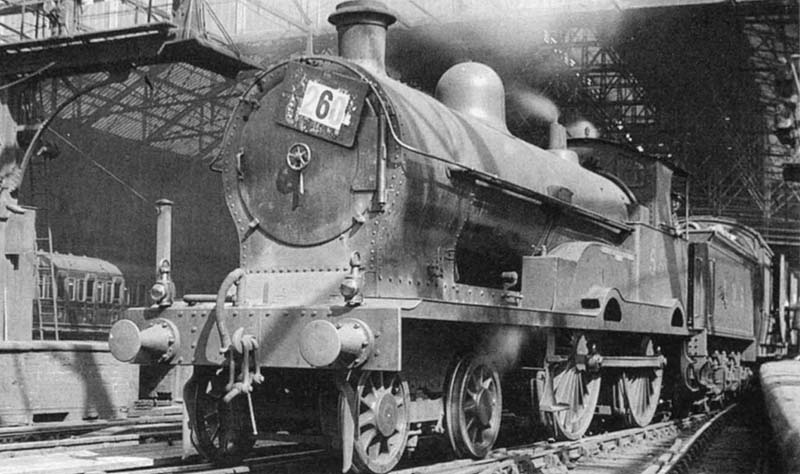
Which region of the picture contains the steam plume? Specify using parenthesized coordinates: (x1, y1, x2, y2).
(509, 86, 560, 124)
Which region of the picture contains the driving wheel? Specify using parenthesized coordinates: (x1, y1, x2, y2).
(546, 334, 601, 440)
(620, 338, 663, 427)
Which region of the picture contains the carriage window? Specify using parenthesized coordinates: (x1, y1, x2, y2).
(113, 281, 123, 304)
(67, 278, 76, 301)
(57, 276, 65, 299)
(86, 277, 95, 302)
(105, 282, 113, 303)
(38, 273, 51, 299)
(77, 279, 85, 302)
(97, 281, 104, 304)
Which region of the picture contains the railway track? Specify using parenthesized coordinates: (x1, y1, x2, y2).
(0, 414, 182, 445)
(0, 413, 182, 471)
(2, 394, 774, 474)
(658, 391, 779, 474)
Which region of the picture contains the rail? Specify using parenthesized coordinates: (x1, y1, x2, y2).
(0, 401, 758, 474)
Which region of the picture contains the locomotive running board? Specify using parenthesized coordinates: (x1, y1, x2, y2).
(600, 356, 667, 369)
(449, 169, 632, 235)
(546, 354, 666, 369)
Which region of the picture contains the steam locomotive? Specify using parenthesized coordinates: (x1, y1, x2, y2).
(107, 2, 788, 472)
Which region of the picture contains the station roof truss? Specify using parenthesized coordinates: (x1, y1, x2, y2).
(537, 25, 658, 147)
(2, 0, 800, 249)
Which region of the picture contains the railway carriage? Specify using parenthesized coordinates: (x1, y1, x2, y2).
(34, 252, 126, 339)
(107, 2, 786, 473)
(34, 253, 154, 340)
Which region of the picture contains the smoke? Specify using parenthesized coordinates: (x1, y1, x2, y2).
(509, 86, 560, 124)
(388, 7, 625, 83)
(479, 326, 529, 374)
(388, 15, 564, 90)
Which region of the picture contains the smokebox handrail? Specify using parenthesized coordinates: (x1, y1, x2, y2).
(294, 56, 631, 234)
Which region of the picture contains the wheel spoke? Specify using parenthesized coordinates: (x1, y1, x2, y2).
(466, 413, 478, 431)
(359, 410, 377, 429)
(470, 369, 482, 392)
(468, 422, 480, 444)
(348, 372, 409, 472)
(362, 391, 377, 409)
(367, 435, 381, 459)
(387, 430, 403, 449)
(574, 373, 585, 407)
(463, 398, 478, 413)
(359, 427, 378, 450)
(209, 424, 220, 444)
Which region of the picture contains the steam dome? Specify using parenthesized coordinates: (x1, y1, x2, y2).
(435, 62, 509, 133)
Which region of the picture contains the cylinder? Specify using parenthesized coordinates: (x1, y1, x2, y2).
(328, 1, 396, 75)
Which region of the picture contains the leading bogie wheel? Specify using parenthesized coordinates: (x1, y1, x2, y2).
(185, 373, 255, 465)
(445, 354, 503, 459)
(341, 371, 410, 474)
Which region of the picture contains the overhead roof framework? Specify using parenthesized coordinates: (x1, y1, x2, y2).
(1, 0, 800, 251)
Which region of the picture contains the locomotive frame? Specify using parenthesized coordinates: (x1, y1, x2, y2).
(108, 2, 786, 473)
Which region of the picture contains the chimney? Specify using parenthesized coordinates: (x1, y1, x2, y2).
(328, 1, 396, 75)
(548, 122, 580, 164)
(548, 122, 567, 150)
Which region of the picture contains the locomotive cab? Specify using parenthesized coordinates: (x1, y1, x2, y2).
(569, 137, 686, 230)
